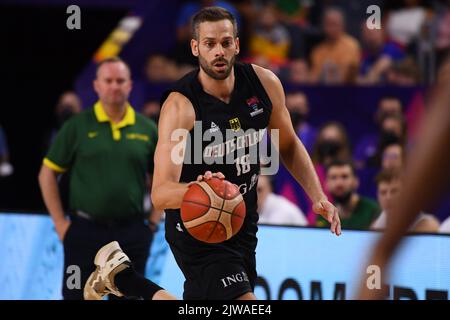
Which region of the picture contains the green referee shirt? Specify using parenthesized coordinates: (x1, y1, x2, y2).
(44, 101, 158, 220)
(316, 196, 380, 230)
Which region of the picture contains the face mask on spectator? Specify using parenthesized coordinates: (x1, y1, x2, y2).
(318, 140, 342, 158)
(380, 130, 401, 147)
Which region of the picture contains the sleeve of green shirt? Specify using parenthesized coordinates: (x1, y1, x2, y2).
(371, 202, 381, 221)
(147, 119, 158, 174)
(44, 118, 78, 173)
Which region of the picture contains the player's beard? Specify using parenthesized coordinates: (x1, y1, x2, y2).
(199, 54, 235, 80)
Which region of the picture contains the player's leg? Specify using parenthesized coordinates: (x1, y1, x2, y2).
(236, 292, 257, 300)
(234, 251, 258, 300)
(235, 251, 258, 300)
(114, 263, 174, 299)
(83, 241, 176, 300)
(108, 219, 153, 300)
(185, 258, 255, 300)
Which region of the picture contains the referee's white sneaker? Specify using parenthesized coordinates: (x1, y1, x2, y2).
(83, 241, 131, 300)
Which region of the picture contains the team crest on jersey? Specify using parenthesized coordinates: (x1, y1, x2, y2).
(246, 96, 264, 117)
(229, 117, 241, 131)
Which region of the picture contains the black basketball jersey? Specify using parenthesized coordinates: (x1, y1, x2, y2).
(162, 62, 272, 248)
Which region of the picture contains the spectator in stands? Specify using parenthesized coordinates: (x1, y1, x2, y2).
(378, 113, 407, 147)
(257, 174, 307, 226)
(310, 7, 361, 84)
(358, 22, 405, 84)
(433, 0, 450, 68)
(55, 91, 82, 127)
(140, 54, 182, 108)
(249, 3, 291, 66)
(305, 122, 352, 225)
(145, 54, 179, 83)
(285, 91, 316, 153)
(0, 125, 13, 177)
(375, 95, 404, 123)
(312, 121, 352, 167)
(46, 91, 83, 149)
(317, 160, 380, 229)
(439, 216, 450, 234)
(354, 97, 405, 168)
(274, 0, 313, 27)
(283, 58, 310, 84)
(371, 169, 439, 232)
(385, 57, 421, 85)
(385, 0, 432, 49)
(141, 100, 161, 124)
(366, 114, 407, 168)
(381, 143, 404, 171)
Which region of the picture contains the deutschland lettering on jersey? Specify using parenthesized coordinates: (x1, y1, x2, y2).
(161, 62, 273, 248)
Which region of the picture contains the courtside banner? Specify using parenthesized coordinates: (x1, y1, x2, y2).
(159, 225, 450, 300)
(1, 213, 449, 300)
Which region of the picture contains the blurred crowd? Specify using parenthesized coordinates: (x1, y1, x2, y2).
(259, 92, 448, 234)
(144, 0, 448, 233)
(38, 88, 449, 235)
(144, 0, 450, 87)
(4, 0, 449, 234)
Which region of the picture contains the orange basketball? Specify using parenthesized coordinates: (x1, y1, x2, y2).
(181, 177, 246, 243)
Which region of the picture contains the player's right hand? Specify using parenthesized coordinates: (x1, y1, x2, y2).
(195, 171, 225, 182)
(312, 199, 342, 236)
(55, 219, 71, 241)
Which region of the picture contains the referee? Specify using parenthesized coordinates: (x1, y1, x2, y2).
(38, 57, 160, 300)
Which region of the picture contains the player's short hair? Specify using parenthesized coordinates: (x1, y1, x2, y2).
(191, 6, 237, 40)
(326, 159, 356, 176)
(96, 57, 131, 78)
(375, 169, 401, 185)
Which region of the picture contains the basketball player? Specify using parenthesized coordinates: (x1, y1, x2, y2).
(358, 56, 450, 299)
(85, 6, 341, 300)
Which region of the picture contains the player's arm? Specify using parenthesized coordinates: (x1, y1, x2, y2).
(253, 64, 341, 235)
(150, 92, 194, 210)
(150, 93, 224, 210)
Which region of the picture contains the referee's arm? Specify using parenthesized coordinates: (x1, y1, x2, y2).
(39, 162, 70, 241)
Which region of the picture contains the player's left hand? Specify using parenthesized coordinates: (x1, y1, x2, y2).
(312, 199, 342, 236)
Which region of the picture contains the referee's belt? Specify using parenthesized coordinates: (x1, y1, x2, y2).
(73, 210, 145, 227)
